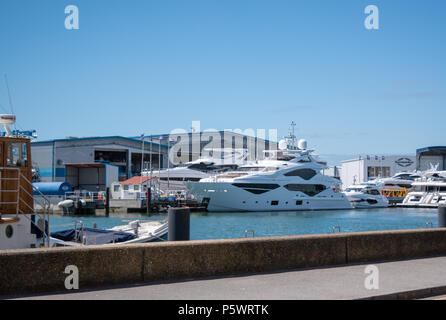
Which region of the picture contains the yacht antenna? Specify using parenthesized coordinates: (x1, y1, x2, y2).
(4, 74, 16, 131)
(289, 121, 296, 150)
(4, 75, 15, 116)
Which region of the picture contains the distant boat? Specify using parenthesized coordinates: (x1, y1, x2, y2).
(142, 148, 249, 192)
(343, 184, 389, 208)
(401, 171, 446, 208)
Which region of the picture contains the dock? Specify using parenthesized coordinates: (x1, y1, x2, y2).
(8, 256, 446, 300)
(3, 228, 446, 298)
(109, 198, 207, 213)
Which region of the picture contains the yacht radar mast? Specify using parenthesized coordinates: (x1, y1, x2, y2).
(0, 114, 16, 137)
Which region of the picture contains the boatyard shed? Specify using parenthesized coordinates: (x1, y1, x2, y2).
(145, 131, 275, 164)
(65, 162, 119, 192)
(416, 146, 446, 171)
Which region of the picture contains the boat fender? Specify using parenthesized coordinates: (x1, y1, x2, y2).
(58, 199, 74, 208)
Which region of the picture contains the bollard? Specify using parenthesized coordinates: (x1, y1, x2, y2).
(168, 207, 190, 241)
(439, 206, 446, 228)
(105, 187, 110, 216)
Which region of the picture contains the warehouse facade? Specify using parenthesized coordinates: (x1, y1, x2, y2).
(340, 155, 417, 187)
(31, 136, 168, 183)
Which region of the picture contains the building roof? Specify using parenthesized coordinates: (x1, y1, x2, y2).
(130, 130, 275, 144)
(31, 135, 168, 148)
(120, 176, 154, 185)
(416, 146, 446, 154)
(65, 162, 106, 168)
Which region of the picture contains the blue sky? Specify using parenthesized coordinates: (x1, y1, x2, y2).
(0, 0, 445, 163)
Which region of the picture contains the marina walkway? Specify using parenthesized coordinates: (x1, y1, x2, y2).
(7, 256, 446, 300)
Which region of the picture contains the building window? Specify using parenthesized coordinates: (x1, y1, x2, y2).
(367, 167, 390, 179)
(113, 185, 120, 192)
(134, 185, 140, 191)
(123, 185, 129, 191)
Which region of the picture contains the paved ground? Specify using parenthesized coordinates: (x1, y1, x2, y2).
(6, 256, 446, 300)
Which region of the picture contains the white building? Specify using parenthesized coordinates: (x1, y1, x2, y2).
(340, 155, 416, 187)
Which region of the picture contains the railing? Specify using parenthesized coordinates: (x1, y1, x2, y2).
(22, 172, 51, 248)
(65, 191, 105, 201)
(0, 167, 21, 217)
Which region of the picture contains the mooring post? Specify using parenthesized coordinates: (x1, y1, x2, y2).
(439, 206, 446, 228)
(105, 187, 110, 216)
(146, 188, 151, 216)
(168, 207, 190, 241)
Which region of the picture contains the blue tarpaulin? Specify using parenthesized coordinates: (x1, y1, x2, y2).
(33, 182, 72, 196)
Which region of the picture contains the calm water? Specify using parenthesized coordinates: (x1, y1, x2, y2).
(48, 207, 439, 240)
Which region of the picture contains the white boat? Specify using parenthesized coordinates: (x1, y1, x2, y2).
(401, 173, 446, 208)
(0, 114, 52, 250)
(49, 219, 168, 247)
(185, 139, 352, 212)
(142, 148, 249, 192)
(343, 185, 389, 208)
(367, 172, 422, 190)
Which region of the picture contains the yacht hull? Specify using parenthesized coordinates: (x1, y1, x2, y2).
(186, 182, 352, 212)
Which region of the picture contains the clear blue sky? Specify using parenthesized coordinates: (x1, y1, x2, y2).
(0, 0, 445, 163)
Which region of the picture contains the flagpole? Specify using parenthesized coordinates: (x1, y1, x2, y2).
(158, 138, 161, 177)
(149, 135, 153, 192)
(167, 137, 170, 190)
(140, 134, 144, 197)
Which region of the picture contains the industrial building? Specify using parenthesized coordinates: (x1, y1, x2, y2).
(31, 132, 275, 192)
(340, 155, 417, 187)
(31, 136, 168, 189)
(141, 130, 274, 165)
(416, 146, 446, 171)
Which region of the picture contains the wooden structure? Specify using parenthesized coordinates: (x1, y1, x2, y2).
(0, 137, 34, 216)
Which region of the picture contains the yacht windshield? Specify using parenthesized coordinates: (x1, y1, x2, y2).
(345, 188, 363, 192)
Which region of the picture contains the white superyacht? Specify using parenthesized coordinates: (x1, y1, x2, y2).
(185, 139, 352, 212)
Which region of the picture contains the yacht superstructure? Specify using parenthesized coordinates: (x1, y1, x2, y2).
(142, 148, 248, 192)
(401, 171, 446, 207)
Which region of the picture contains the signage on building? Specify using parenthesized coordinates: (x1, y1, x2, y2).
(395, 158, 414, 167)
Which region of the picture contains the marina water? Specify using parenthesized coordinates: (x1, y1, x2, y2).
(49, 207, 438, 241)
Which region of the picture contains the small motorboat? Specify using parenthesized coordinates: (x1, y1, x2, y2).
(50, 220, 168, 247)
(344, 185, 389, 209)
(110, 220, 168, 243)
